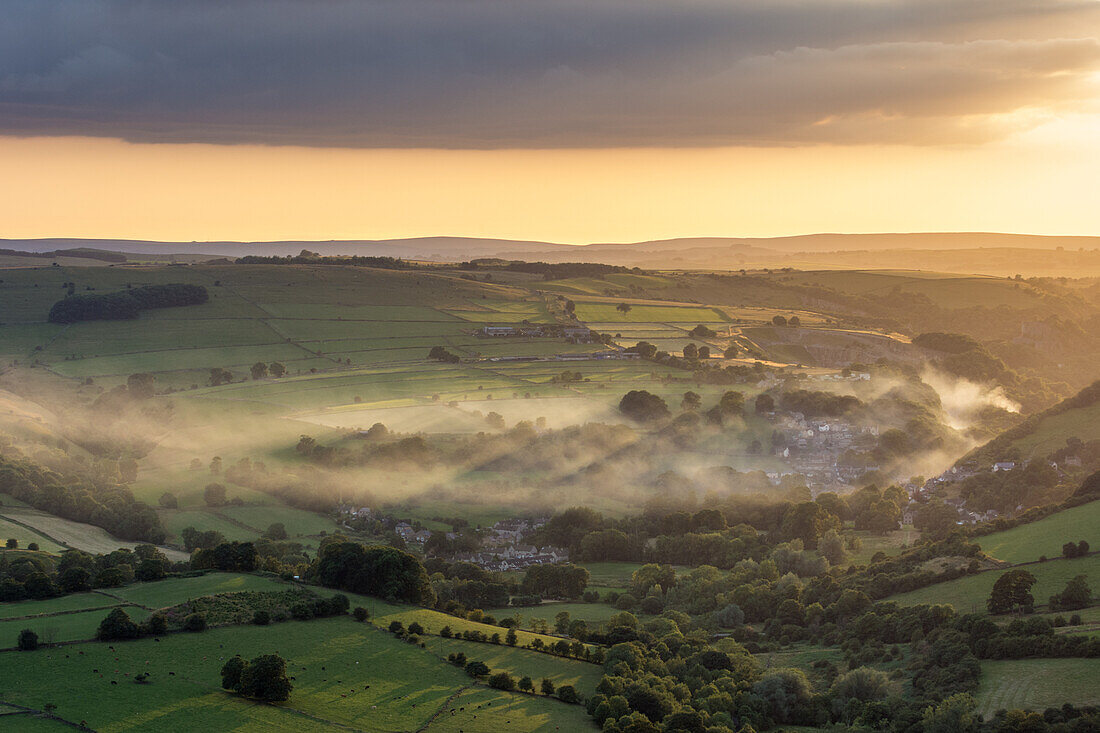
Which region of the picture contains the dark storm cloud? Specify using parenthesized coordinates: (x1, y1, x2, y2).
(0, 0, 1098, 148)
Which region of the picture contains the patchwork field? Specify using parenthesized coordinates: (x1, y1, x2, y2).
(977, 501, 1100, 564)
(976, 659, 1100, 717)
(0, 616, 595, 732)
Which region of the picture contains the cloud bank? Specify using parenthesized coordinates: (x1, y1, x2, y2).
(1, 0, 1098, 148)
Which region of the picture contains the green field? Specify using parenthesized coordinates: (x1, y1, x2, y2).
(0, 591, 120, 621)
(0, 605, 151, 645)
(0, 507, 189, 562)
(976, 659, 1100, 716)
(978, 501, 1100, 564)
(889, 555, 1100, 613)
(105, 574, 294, 610)
(492, 602, 645, 628)
(0, 517, 65, 553)
(0, 617, 595, 732)
(1006, 403, 1100, 458)
(423, 637, 602, 695)
(573, 301, 727, 324)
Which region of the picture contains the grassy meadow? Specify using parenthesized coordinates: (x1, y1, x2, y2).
(976, 659, 1100, 717)
(977, 501, 1100, 564)
(889, 555, 1099, 613)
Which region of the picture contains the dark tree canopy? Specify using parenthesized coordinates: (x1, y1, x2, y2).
(619, 390, 670, 422)
(48, 284, 208, 323)
(307, 541, 435, 605)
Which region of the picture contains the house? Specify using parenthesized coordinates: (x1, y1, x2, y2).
(992, 461, 1016, 472)
(481, 326, 517, 337)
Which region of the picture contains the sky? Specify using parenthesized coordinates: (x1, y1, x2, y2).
(1, 0, 1098, 242)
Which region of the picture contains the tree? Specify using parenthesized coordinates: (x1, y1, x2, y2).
(518, 675, 534, 693)
(681, 391, 701, 411)
(269, 362, 287, 378)
(772, 315, 788, 327)
(18, 628, 38, 651)
(697, 345, 710, 359)
(557, 685, 580, 704)
(59, 566, 92, 593)
(250, 362, 268, 380)
(465, 660, 490, 678)
(754, 393, 775, 414)
(618, 390, 669, 422)
(541, 678, 555, 695)
(353, 607, 369, 622)
(616, 303, 632, 314)
(818, 529, 846, 565)
(829, 667, 891, 703)
(715, 603, 745, 628)
(488, 672, 515, 690)
(781, 502, 837, 549)
(789, 316, 801, 327)
(682, 343, 698, 360)
(752, 668, 812, 724)
(97, 608, 140, 641)
(264, 523, 288, 541)
(915, 499, 959, 536)
(723, 344, 739, 359)
(158, 492, 178, 509)
(988, 569, 1037, 614)
(1050, 575, 1091, 611)
(209, 368, 233, 387)
(204, 483, 227, 507)
(228, 654, 293, 702)
(920, 693, 980, 733)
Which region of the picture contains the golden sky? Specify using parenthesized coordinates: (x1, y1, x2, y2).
(1, 128, 1098, 242)
(2, 1, 1099, 242)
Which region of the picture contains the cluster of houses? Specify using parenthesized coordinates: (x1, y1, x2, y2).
(479, 325, 595, 341)
(448, 518, 570, 572)
(770, 413, 881, 490)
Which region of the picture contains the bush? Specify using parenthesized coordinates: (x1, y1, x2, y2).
(17, 628, 38, 651)
(557, 684, 580, 704)
(352, 606, 369, 622)
(141, 613, 168, 636)
(408, 621, 425, 636)
(253, 610, 271, 626)
(388, 621, 404, 634)
(183, 613, 208, 632)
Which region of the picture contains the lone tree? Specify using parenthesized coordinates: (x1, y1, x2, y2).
(988, 569, 1037, 614)
(616, 303, 632, 314)
(18, 628, 38, 651)
(204, 483, 227, 507)
(619, 390, 670, 422)
(250, 362, 268, 380)
(97, 608, 140, 641)
(269, 362, 287, 378)
(222, 654, 293, 702)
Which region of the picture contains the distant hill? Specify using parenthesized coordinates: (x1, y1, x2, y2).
(3, 232, 1099, 275)
(961, 381, 1100, 466)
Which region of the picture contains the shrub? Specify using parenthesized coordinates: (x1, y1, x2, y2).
(352, 607, 369, 622)
(557, 684, 580, 704)
(183, 613, 207, 632)
(388, 621, 404, 634)
(541, 678, 555, 696)
(407, 621, 425, 635)
(253, 610, 271, 626)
